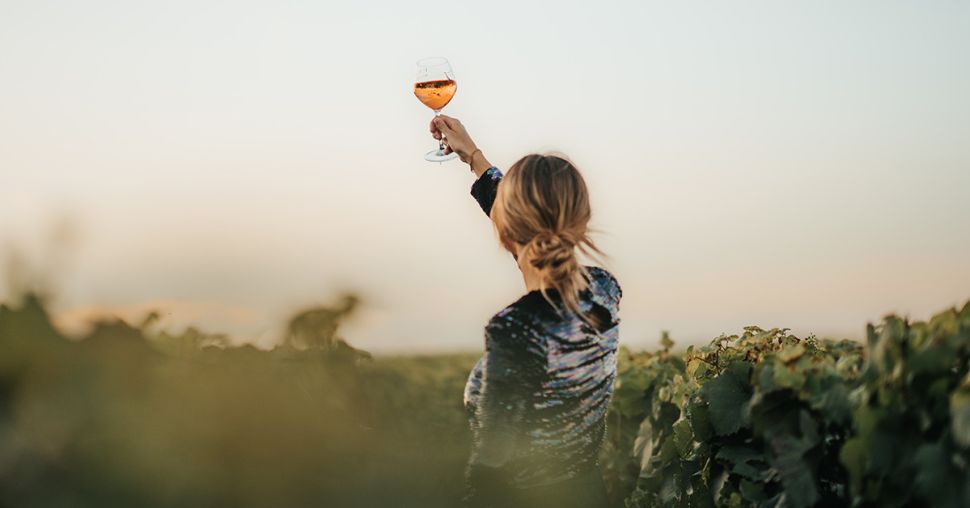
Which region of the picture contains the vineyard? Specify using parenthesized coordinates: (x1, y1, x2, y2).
(604, 301, 970, 508)
(1, 294, 968, 507)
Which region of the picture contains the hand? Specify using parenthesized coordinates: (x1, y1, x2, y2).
(430, 115, 478, 163)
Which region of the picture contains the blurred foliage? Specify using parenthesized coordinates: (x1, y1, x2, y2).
(2, 290, 969, 507)
(282, 295, 361, 351)
(0, 293, 477, 508)
(840, 302, 970, 508)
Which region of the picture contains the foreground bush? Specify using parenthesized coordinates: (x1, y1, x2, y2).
(0, 295, 476, 508)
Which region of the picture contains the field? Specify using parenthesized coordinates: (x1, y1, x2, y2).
(1, 293, 969, 507)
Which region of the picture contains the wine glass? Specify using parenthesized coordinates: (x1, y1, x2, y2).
(414, 57, 458, 162)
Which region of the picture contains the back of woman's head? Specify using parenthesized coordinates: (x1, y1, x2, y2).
(491, 154, 604, 324)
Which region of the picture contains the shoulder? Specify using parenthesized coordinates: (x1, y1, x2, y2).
(584, 266, 623, 302)
(483, 298, 547, 355)
(486, 300, 538, 340)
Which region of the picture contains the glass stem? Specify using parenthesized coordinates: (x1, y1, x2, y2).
(434, 110, 445, 153)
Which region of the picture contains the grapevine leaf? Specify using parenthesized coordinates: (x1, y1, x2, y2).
(688, 399, 714, 442)
(770, 433, 818, 508)
(613, 368, 652, 417)
(716, 445, 766, 480)
(913, 442, 967, 508)
(700, 362, 753, 436)
(806, 375, 852, 425)
(633, 417, 654, 469)
(908, 345, 954, 377)
(672, 418, 693, 458)
(739, 479, 767, 503)
(778, 343, 805, 363)
(950, 389, 970, 448)
(658, 467, 681, 504)
(839, 437, 866, 495)
(772, 361, 805, 391)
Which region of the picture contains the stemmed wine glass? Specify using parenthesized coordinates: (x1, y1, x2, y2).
(414, 57, 458, 162)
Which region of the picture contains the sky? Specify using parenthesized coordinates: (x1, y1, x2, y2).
(1, 1, 969, 353)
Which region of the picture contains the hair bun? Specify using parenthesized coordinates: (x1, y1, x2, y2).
(526, 229, 579, 273)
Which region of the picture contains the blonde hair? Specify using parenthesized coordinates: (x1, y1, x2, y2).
(490, 154, 605, 325)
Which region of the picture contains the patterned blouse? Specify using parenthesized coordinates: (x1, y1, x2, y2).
(462, 167, 622, 505)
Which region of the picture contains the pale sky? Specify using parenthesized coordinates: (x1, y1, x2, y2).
(2, 1, 969, 353)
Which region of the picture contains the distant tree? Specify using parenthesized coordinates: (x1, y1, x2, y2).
(281, 294, 362, 352)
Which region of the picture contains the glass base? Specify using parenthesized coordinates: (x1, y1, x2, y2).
(425, 148, 459, 162)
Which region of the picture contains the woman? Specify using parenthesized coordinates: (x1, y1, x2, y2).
(430, 116, 622, 508)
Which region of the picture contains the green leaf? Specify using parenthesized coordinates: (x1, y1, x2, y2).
(739, 479, 767, 503)
(950, 389, 970, 448)
(778, 343, 806, 363)
(806, 376, 852, 425)
(913, 442, 967, 508)
(687, 357, 710, 379)
(772, 361, 805, 391)
(700, 362, 753, 436)
(672, 418, 693, 458)
(613, 368, 652, 417)
(756, 361, 780, 393)
(688, 399, 714, 442)
(839, 437, 866, 495)
(658, 467, 681, 504)
(770, 433, 818, 508)
(657, 436, 678, 463)
(908, 345, 955, 377)
(716, 444, 766, 480)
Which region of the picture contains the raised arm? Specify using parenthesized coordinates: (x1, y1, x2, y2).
(470, 167, 503, 216)
(430, 115, 503, 216)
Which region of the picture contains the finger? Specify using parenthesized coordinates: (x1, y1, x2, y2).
(436, 114, 461, 130)
(429, 119, 442, 140)
(434, 117, 456, 137)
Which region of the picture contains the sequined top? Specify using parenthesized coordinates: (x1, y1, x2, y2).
(462, 167, 622, 504)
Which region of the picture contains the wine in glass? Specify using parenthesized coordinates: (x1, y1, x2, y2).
(414, 57, 458, 162)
